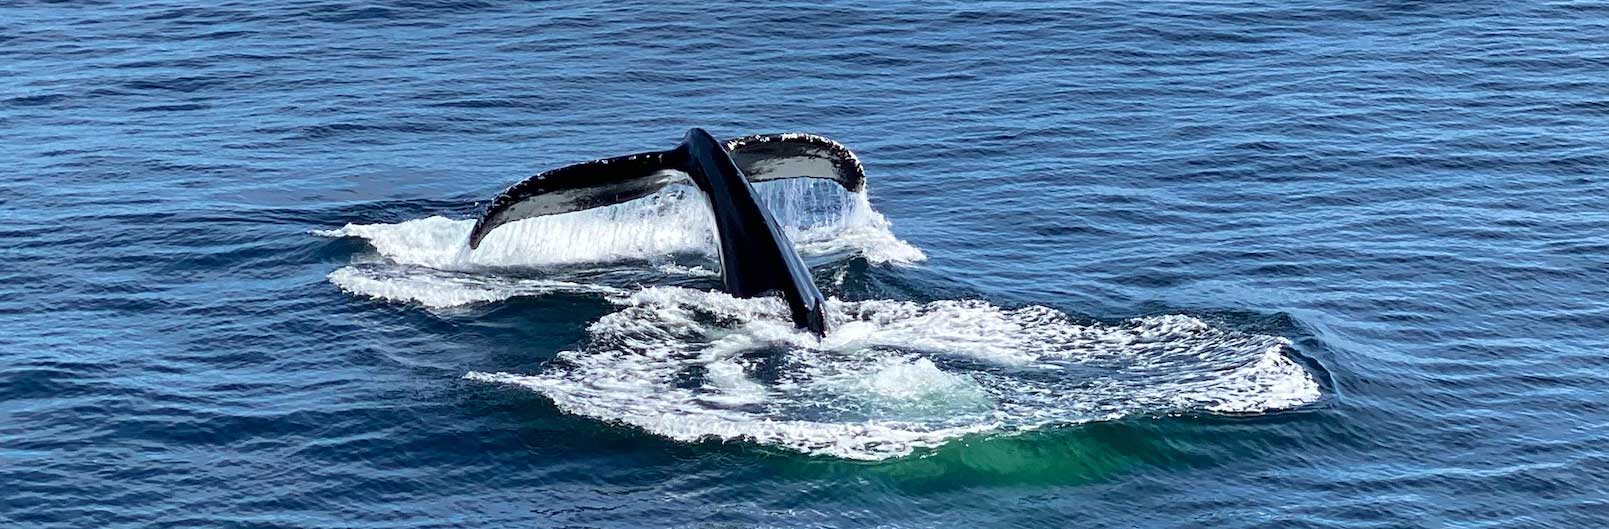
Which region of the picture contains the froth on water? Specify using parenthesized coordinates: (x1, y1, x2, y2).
(468, 287, 1321, 460)
(319, 181, 1318, 460)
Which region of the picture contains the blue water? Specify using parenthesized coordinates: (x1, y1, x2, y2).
(5, 1, 1607, 527)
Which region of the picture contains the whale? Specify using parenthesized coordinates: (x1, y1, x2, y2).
(465, 128, 868, 335)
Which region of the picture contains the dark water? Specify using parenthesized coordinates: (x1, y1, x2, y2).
(5, 1, 1608, 527)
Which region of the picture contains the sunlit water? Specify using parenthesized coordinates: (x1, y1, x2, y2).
(4, 2, 1606, 528)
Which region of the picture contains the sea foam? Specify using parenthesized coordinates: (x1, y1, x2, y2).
(321, 182, 1319, 460)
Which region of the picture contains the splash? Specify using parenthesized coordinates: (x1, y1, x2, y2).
(316, 181, 923, 268)
(321, 182, 1319, 460)
(316, 181, 922, 307)
(466, 287, 1322, 460)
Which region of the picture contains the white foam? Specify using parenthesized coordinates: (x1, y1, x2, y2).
(848, 357, 982, 402)
(327, 265, 625, 308)
(322, 182, 1319, 459)
(468, 287, 1323, 460)
(655, 263, 719, 277)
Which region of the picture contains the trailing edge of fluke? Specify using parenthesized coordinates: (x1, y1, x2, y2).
(464, 128, 869, 336)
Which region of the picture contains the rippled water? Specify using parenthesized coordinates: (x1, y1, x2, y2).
(5, 2, 1607, 527)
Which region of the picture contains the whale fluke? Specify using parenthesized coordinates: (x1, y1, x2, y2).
(467, 133, 867, 251)
(724, 133, 865, 192)
(465, 151, 688, 250)
(465, 129, 865, 335)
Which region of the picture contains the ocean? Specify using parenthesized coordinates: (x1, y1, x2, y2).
(3, 1, 1606, 527)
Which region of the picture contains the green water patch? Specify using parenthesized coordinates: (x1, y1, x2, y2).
(760, 409, 1344, 490)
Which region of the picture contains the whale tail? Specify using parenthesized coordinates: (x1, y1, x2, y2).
(464, 129, 867, 335)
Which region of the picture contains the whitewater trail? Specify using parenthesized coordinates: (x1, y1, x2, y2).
(319, 182, 1320, 460)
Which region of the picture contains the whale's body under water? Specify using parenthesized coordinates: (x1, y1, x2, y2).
(318, 180, 1320, 460)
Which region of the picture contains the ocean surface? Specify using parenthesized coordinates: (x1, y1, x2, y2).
(4, 1, 1606, 527)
